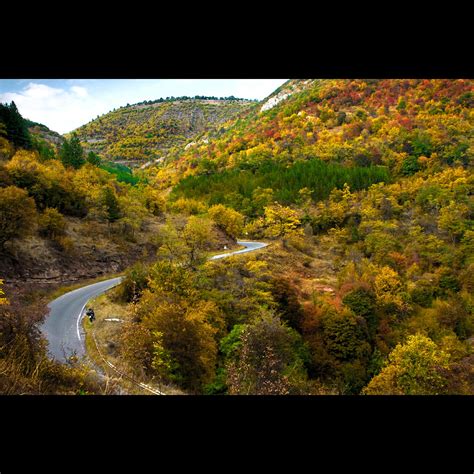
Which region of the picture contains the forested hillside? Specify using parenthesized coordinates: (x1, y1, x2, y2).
(1, 78, 473, 395)
(0, 103, 162, 393)
(122, 79, 472, 395)
(155, 79, 472, 190)
(0, 108, 164, 283)
(71, 97, 256, 164)
(0, 101, 237, 394)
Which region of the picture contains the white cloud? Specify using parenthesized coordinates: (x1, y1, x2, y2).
(0, 82, 104, 134)
(22, 83, 63, 99)
(70, 86, 88, 98)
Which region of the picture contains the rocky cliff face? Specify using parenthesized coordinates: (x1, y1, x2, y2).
(259, 79, 317, 111)
(28, 122, 65, 146)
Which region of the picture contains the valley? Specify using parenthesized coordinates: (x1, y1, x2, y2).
(0, 79, 473, 395)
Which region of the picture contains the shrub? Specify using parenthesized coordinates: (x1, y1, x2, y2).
(170, 197, 207, 215)
(286, 235, 314, 255)
(342, 287, 378, 336)
(208, 204, 244, 239)
(38, 208, 66, 239)
(118, 262, 150, 303)
(0, 185, 37, 248)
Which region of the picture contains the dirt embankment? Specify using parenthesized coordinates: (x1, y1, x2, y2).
(0, 217, 160, 295)
(0, 216, 236, 296)
(1, 238, 155, 286)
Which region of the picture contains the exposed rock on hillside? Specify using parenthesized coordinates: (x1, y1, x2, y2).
(72, 98, 255, 164)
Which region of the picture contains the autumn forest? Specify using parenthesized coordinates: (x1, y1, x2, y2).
(0, 79, 473, 395)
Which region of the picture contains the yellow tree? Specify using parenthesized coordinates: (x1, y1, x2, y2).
(252, 187, 274, 214)
(363, 334, 450, 395)
(373, 266, 406, 312)
(117, 191, 148, 239)
(182, 216, 216, 268)
(438, 201, 470, 243)
(141, 296, 219, 392)
(208, 204, 244, 239)
(263, 203, 302, 238)
(170, 197, 207, 215)
(0, 186, 37, 248)
(155, 219, 189, 263)
(142, 186, 165, 216)
(297, 187, 313, 214)
(0, 279, 9, 305)
(157, 216, 217, 268)
(38, 208, 66, 239)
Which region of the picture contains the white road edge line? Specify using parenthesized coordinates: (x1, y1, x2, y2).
(76, 301, 88, 341)
(76, 279, 122, 341)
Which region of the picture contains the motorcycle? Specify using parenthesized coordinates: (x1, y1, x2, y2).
(86, 308, 96, 322)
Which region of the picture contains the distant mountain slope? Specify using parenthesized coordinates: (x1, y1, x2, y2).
(0, 102, 64, 160)
(26, 119, 64, 147)
(71, 97, 256, 165)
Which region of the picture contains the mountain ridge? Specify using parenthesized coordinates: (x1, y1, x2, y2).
(70, 97, 257, 165)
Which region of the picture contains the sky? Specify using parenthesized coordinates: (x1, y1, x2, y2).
(0, 79, 287, 134)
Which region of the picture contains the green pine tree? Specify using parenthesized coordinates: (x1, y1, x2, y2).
(103, 187, 121, 222)
(87, 151, 101, 166)
(60, 133, 85, 169)
(0, 101, 32, 149)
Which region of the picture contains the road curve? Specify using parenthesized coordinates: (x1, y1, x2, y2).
(40, 277, 123, 362)
(41, 241, 268, 362)
(209, 240, 268, 260)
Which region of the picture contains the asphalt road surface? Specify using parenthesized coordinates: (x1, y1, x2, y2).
(40, 277, 123, 362)
(41, 241, 268, 362)
(209, 240, 268, 260)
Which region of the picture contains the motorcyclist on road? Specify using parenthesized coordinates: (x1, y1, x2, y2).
(86, 307, 95, 322)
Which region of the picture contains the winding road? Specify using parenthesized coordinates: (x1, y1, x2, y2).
(40, 241, 268, 362)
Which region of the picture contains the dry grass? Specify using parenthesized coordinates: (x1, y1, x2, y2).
(83, 292, 183, 395)
(253, 237, 338, 304)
